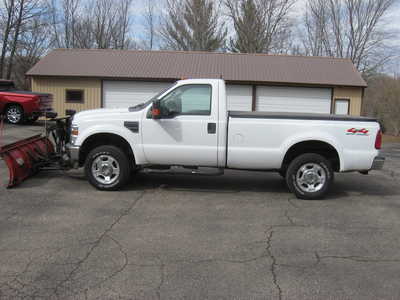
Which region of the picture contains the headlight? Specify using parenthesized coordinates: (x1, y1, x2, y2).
(71, 125, 79, 136)
(71, 125, 79, 145)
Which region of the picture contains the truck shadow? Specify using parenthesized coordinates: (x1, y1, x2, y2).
(26, 169, 399, 199)
(132, 171, 289, 194)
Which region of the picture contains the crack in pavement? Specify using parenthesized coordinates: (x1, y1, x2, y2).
(260, 198, 309, 300)
(265, 229, 282, 300)
(287, 197, 300, 209)
(52, 191, 146, 297)
(169, 253, 270, 266)
(318, 254, 400, 263)
(0, 250, 58, 299)
(284, 209, 296, 226)
(155, 257, 165, 300)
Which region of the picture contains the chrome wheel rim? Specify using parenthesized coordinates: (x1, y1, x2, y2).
(91, 155, 120, 185)
(7, 107, 22, 123)
(296, 163, 326, 193)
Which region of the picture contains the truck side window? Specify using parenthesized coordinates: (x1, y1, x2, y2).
(161, 84, 211, 116)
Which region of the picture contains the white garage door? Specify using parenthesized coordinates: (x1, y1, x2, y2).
(103, 81, 172, 108)
(256, 86, 332, 113)
(226, 85, 252, 111)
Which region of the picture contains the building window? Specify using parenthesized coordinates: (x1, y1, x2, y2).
(66, 90, 84, 103)
(334, 99, 350, 115)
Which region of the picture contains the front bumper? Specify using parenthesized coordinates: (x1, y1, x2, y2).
(371, 156, 385, 170)
(66, 143, 80, 168)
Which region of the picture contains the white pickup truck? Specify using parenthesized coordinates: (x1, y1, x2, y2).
(67, 79, 384, 199)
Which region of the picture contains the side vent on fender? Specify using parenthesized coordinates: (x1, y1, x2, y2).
(124, 121, 139, 133)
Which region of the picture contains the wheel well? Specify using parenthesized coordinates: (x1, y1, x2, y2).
(282, 140, 340, 172)
(3, 103, 23, 114)
(79, 133, 135, 167)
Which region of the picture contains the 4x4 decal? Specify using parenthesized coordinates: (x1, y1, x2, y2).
(346, 128, 369, 135)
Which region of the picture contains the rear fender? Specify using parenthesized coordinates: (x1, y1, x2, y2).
(281, 131, 343, 171)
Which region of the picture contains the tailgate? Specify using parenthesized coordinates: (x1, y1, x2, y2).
(38, 94, 53, 112)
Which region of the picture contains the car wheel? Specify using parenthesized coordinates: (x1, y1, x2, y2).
(5, 105, 24, 124)
(85, 145, 131, 191)
(286, 153, 334, 200)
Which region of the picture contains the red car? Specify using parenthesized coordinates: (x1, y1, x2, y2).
(0, 80, 53, 124)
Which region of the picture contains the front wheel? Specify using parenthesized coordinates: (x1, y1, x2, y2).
(5, 104, 24, 124)
(286, 153, 334, 200)
(85, 145, 132, 191)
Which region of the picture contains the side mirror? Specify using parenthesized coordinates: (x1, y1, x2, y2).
(152, 100, 162, 119)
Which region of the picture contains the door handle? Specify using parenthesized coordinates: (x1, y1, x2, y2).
(207, 122, 216, 134)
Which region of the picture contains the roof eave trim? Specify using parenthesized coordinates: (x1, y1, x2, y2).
(27, 74, 367, 88)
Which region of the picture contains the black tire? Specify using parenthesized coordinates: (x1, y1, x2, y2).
(278, 169, 286, 178)
(85, 145, 131, 191)
(286, 153, 334, 200)
(5, 104, 24, 124)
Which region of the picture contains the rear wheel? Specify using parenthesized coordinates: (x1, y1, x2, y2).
(85, 145, 131, 191)
(5, 104, 24, 124)
(286, 153, 333, 200)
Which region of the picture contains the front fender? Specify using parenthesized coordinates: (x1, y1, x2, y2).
(76, 124, 146, 165)
(280, 131, 344, 171)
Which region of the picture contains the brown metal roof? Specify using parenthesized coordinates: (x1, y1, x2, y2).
(27, 49, 367, 87)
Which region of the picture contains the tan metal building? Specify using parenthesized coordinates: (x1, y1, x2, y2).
(27, 49, 367, 117)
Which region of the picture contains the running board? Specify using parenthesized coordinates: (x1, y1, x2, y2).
(142, 166, 224, 176)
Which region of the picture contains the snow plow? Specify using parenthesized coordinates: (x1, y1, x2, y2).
(0, 111, 75, 188)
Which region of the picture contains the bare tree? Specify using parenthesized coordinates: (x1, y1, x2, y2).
(0, 0, 16, 78)
(226, 0, 295, 53)
(363, 74, 400, 136)
(47, 0, 81, 48)
(302, 0, 396, 74)
(0, 0, 45, 79)
(143, 0, 157, 50)
(13, 17, 51, 88)
(160, 0, 227, 51)
(63, 0, 80, 48)
(89, 0, 133, 49)
(116, 0, 133, 49)
(6, 0, 25, 79)
(47, 0, 133, 50)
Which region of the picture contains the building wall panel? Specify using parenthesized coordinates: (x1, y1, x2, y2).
(31, 77, 101, 117)
(333, 87, 363, 116)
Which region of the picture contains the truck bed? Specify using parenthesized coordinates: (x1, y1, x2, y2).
(226, 110, 380, 171)
(228, 111, 377, 122)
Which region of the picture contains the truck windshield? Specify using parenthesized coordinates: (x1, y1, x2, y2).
(129, 82, 177, 110)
